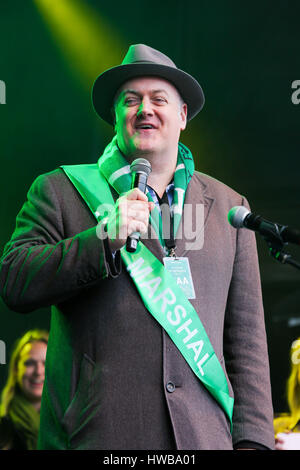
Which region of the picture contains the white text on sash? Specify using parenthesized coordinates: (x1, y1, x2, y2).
(127, 257, 209, 376)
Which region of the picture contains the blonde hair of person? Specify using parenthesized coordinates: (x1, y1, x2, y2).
(274, 338, 300, 435)
(0, 329, 49, 417)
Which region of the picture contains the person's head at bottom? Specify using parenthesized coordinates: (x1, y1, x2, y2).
(0, 329, 48, 450)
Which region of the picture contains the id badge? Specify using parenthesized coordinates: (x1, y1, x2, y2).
(163, 257, 196, 299)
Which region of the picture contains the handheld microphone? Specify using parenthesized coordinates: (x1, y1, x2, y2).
(228, 206, 300, 246)
(126, 158, 152, 253)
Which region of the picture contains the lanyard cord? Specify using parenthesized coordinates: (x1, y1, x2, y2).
(155, 190, 176, 255)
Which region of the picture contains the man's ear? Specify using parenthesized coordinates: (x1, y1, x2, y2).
(180, 103, 188, 131)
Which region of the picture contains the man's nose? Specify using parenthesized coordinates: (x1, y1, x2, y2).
(137, 98, 153, 117)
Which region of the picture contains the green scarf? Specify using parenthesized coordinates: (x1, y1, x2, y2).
(8, 391, 40, 450)
(98, 135, 195, 248)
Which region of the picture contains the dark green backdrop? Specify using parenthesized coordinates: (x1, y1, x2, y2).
(1, 0, 300, 414)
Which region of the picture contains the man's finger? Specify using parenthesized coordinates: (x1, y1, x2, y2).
(125, 188, 149, 202)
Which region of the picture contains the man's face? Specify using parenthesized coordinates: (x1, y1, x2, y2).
(114, 76, 187, 160)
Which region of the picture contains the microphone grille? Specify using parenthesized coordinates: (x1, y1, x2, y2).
(130, 158, 152, 176)
(228, 206, 250, 228)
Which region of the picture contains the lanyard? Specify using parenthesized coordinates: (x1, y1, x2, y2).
(149, 187, 177, 257)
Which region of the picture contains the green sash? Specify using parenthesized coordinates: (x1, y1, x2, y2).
(61, 163, 234, 430)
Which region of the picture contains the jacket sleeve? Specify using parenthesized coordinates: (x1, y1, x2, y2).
(223, 197, 275, 449)
(0, 172, 121, 313)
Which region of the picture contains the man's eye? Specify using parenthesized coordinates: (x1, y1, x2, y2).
(125, 98, 138, 105)
(154, 97, 166, 103)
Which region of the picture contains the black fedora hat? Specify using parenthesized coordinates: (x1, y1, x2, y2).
(92, 44, 205, 125)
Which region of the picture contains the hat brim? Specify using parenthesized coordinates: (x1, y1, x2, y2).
(92, 63, 205, 125)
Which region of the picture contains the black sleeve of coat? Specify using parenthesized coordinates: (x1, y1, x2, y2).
(0, 171, 121, 313)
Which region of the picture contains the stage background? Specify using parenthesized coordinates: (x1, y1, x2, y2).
(1, 0, 300, 415)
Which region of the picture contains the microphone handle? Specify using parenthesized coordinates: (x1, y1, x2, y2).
(126, 231, 140, 253)
(126, 172, 148, 253)
(245, 213, 300, 246)
(281, 226, 300, 246)
(245, 213, 286, 245)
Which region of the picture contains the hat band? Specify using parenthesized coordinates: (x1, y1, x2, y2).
(122, 59, 173, 66)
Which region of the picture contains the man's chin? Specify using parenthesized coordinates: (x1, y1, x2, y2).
(128, 146, 157, 159)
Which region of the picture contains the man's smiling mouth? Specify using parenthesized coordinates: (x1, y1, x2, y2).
(135, 122, 157, 130)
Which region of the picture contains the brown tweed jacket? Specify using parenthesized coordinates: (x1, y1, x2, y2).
(0, 167, 275, 450)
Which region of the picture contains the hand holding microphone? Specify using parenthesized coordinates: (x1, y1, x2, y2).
(126, 158, 152, 252)
(106, 159, 154, 253)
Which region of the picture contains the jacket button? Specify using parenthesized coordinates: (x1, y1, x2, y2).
(166, 381, 176, 393)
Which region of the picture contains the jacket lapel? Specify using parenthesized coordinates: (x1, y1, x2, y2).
(175, 172, 215, 257)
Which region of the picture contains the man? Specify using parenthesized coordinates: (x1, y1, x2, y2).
(0, 44, 275, 450)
